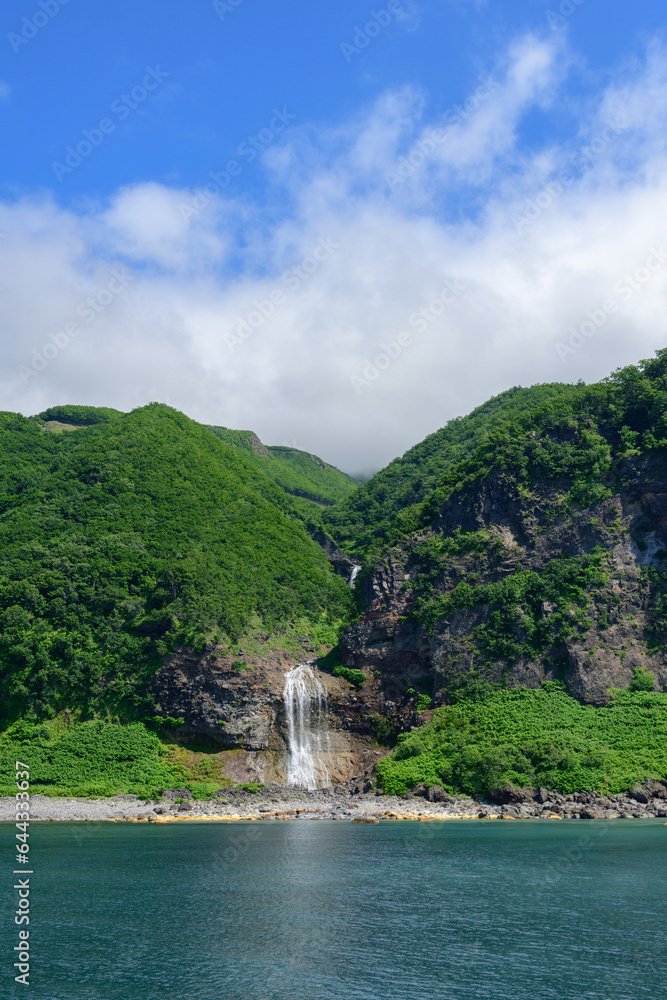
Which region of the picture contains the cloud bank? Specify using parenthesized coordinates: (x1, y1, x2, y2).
(2, 34, 667, 474)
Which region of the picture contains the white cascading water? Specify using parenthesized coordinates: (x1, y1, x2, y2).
(283, 663, 331, 789)
(348, 564, 361, 588)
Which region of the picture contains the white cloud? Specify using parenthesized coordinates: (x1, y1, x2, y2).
(2, 37, 667, 475)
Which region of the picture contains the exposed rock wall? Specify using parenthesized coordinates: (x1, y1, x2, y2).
(341, 453, 667, 706)
(152, 646, 386, 784)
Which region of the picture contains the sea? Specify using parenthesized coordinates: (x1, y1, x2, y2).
(2, 819, 666, 999)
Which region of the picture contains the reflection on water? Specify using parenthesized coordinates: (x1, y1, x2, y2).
(3, 819, 666, 1000)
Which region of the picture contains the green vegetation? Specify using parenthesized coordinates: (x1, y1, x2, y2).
(323, 383, 575, 560)
(37, 405, 124, 427)
(0, 718, 231, 798)
(376, 686, 667, 796)
(412, 549, 609, 663)
(325, 349, 667, 565)
(0, 405, 355, 725)
(333, 665, 366, 688)
(207, 426, 358, 511)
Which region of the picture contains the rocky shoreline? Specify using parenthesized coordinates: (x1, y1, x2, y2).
(3, 782, 667, 823)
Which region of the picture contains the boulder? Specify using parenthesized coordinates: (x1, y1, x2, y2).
(490, 785, 534, 805)
(162, 788, 193, 802)
(579, 806, 606, 819)
(627, 785, 650, 804)
(427, 785, 449, 803)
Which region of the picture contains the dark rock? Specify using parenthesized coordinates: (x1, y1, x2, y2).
(490, 785, 534, 805)
(427, 785, 449, 803)
(628, 785, 650, 804)
(162, 788, 193, 801)
(412, 782, 428, 798)
(579, 806, 606, 819)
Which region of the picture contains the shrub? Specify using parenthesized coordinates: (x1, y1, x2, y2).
(332, 666, 366, 689)
(628, 667, 656, 693)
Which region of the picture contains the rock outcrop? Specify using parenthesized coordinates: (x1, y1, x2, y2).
(340, 452, 667, 706)
(151, 645, 388, 785)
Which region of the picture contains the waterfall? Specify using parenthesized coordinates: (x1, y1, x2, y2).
(283, 663, 331, 789)
(348, 564, 361, 588)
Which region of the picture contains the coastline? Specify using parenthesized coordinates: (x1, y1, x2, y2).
(3, 784, 667, 823)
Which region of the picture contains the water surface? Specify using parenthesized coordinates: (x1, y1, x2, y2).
(2, 819, 666, 999)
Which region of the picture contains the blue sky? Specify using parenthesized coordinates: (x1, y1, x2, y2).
(2, 0, 667, 472)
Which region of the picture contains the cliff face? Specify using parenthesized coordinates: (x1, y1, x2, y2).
(151, 645, 390, 785)
(340, 452, 667, 706)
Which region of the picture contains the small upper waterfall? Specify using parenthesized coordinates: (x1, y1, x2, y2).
(283, 663, 331, 790)
(348, 564, 361, 588)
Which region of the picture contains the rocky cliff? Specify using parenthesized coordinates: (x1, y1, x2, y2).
(151, 643, 389, 785)
(340, 451, 667, 707)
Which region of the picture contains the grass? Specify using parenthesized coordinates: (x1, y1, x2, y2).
(0, 719, 234, 799)
(376, 684, 667, 797)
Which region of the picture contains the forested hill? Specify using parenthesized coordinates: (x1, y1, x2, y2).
(322, 383, 576, 561)
(206, 425, 358, 510)
(0, 404, 355, 724)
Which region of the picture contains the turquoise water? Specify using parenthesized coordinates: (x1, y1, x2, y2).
(2, 820, 666, 999)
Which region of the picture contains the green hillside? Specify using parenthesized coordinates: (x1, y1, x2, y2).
(0, 404, 355, 725)
(377, 685, 667, 797)
(207, 425, 358, 510)
(322, 383, 575, 561)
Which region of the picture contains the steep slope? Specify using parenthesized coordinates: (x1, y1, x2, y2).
(207, 425, 359, 511)
(322, 383, 576, 561)
(339, 350, 667, 709)
(0, 404, 355, 725)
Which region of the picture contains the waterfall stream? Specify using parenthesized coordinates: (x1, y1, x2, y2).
(283, 663, 331, 789)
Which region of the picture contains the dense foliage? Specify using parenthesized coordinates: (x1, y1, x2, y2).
(0, 405, 355, 724)
(0, 718, 230, 798)
(322, 383, 575, 560)
(325, 349, 667, 565)
(376, 685, 667, 796)
(207, 426, 358, 509)
(37, 405, 123, 427)
(412, 545, 610, 663)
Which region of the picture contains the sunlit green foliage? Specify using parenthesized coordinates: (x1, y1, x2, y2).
(377, 686, 667, 796)
(207, 426, 358, 509)
(332, 665, 366, 688)
(0, 719, 189, 798)
(325, 349, 667, 563)
(0, 405, 355, 724)
(323, 383, 576, 559)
